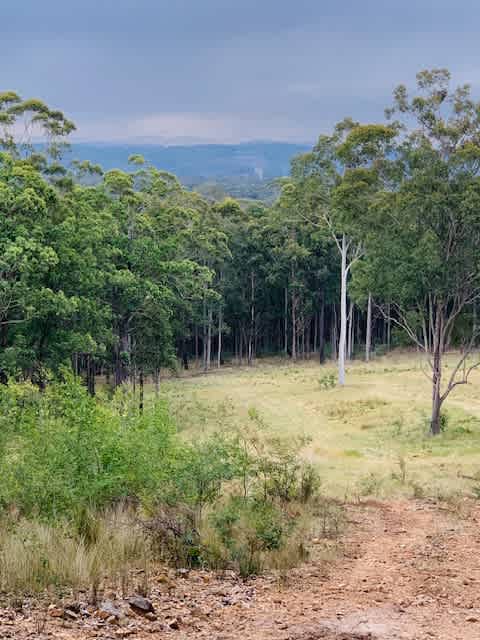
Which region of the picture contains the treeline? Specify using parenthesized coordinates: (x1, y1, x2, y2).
(2, 69, 480, 435)
(0, 92, 379, 391)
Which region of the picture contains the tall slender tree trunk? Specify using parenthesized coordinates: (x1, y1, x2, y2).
(338, 234, 348, 385)
(87, 354, 95, 397)
(239, 324, 243, 365)
(217, 305, 223, 368)
(139, 366, 144, 414)
(332, 305, 338, 361)
(365, 292, 372, 362)
(387, 303, 391, 351)
(347, 300, 354, 360)
(154, 368, 160, 398)
(194, 325, 199, 365)
(430, 303, 444, 435)
(205, 307, 212, 371)
(319, 297, 325, 364)
(291, 288, 297, 361)
(248, 270, 255, 365)
(202, 294, 207, 370)
(284, 287, 288, 356)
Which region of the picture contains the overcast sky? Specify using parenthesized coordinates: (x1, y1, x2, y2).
(2, 0, 479, 144)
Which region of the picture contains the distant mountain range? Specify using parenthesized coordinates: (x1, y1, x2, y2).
(66, 141, 311, 181)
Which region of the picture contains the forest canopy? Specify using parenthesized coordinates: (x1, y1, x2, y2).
(2, 69, 480, 435)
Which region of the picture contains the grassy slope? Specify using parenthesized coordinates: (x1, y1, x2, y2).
(161, 352, 480, 499)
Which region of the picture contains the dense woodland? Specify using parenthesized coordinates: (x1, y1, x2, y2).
(2, 69, 480, 434)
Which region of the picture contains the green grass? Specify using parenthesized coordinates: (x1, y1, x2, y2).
(159, 352, 480, 499)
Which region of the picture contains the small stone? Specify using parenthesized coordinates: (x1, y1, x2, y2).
(128, 596, 155, 615)
(466, 616, 479, 623)
(145, 612, 157, 621)
(177, 568, 190, 578)
(98, 600, 124, 622)
(64, 609, 79, 620)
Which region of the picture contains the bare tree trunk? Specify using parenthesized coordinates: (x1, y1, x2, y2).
(115, 327, 130, 387)
(205, 307, 212, 371)
(313, 311, 318, 354)
(347, 300, 354, 360)
(202, 294, 207, 370)
(301, 315, 306, 359)
(239, 324, 243, 365)
(87, 354, 95, 397)
(194, 325, 199, 366)
(387, 303, 391, 350)
(284, 287, 288, 356)
(430, 303, 443, 435)
(365, 292, 372, 362)
(332, 305, 338, 361)
(154, 368, 160, 398)
(139, 366, 144, 414)
(291, 288, 297, 361)
(319, 297, 325, 364)
(248, 271, 255, 365)
(338, 234, 348, 385)
(217, 305, 222, 368)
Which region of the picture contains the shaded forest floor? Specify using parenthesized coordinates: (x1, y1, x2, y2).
(5, 498, 480, 639)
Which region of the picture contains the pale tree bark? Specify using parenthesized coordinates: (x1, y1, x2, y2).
(338, 235, 348, 385)
(365, 292, 372, 362)
(347, 299, 354, 360)
(324, 225, 363, 385)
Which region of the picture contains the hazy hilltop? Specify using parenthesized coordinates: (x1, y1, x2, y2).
(66, 141, 310, 200)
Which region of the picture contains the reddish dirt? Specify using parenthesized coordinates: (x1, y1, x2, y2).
(4, 499, 480, 639)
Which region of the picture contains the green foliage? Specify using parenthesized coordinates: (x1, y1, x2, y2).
(0, 376, 177, 518)
(0, 379, 326, 584)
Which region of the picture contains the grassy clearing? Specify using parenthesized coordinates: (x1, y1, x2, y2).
(161, 352, 480, 500)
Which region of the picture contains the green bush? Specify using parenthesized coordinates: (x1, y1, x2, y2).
(210, 497, 287, 577)
(0, 375, 178, 519)
(0, 381, 330, 588)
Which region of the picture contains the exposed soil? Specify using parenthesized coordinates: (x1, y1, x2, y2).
(3, 499, 480, 640)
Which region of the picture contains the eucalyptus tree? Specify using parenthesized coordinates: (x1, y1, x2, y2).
(0, 91, 75, 162)
(291, 121, 393, 383)
(351, 69, 480, 434)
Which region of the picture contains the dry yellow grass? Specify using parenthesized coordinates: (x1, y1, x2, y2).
(161, 352, 480, 499)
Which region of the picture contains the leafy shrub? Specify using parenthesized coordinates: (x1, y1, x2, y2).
(0, 375, 178, 519)
(0, 382, 331, 589)
(209, 497, 288, 577)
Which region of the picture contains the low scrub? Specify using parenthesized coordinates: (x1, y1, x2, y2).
(0, 378, 337, 594)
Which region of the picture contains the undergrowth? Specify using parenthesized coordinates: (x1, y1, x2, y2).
(0, 376, 338, 594)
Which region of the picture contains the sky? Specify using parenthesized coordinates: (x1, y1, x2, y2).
(1, 0, 479, 144)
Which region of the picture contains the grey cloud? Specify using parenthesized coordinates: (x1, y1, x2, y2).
(1, 1, 479, 143)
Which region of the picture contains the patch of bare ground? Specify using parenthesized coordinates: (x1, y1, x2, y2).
(3, 499, 480, 640)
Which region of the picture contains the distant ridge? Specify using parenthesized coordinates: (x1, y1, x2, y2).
(65, 141, 311, 181)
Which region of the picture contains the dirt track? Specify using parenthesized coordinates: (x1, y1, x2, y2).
(4, 500, 480, 639)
